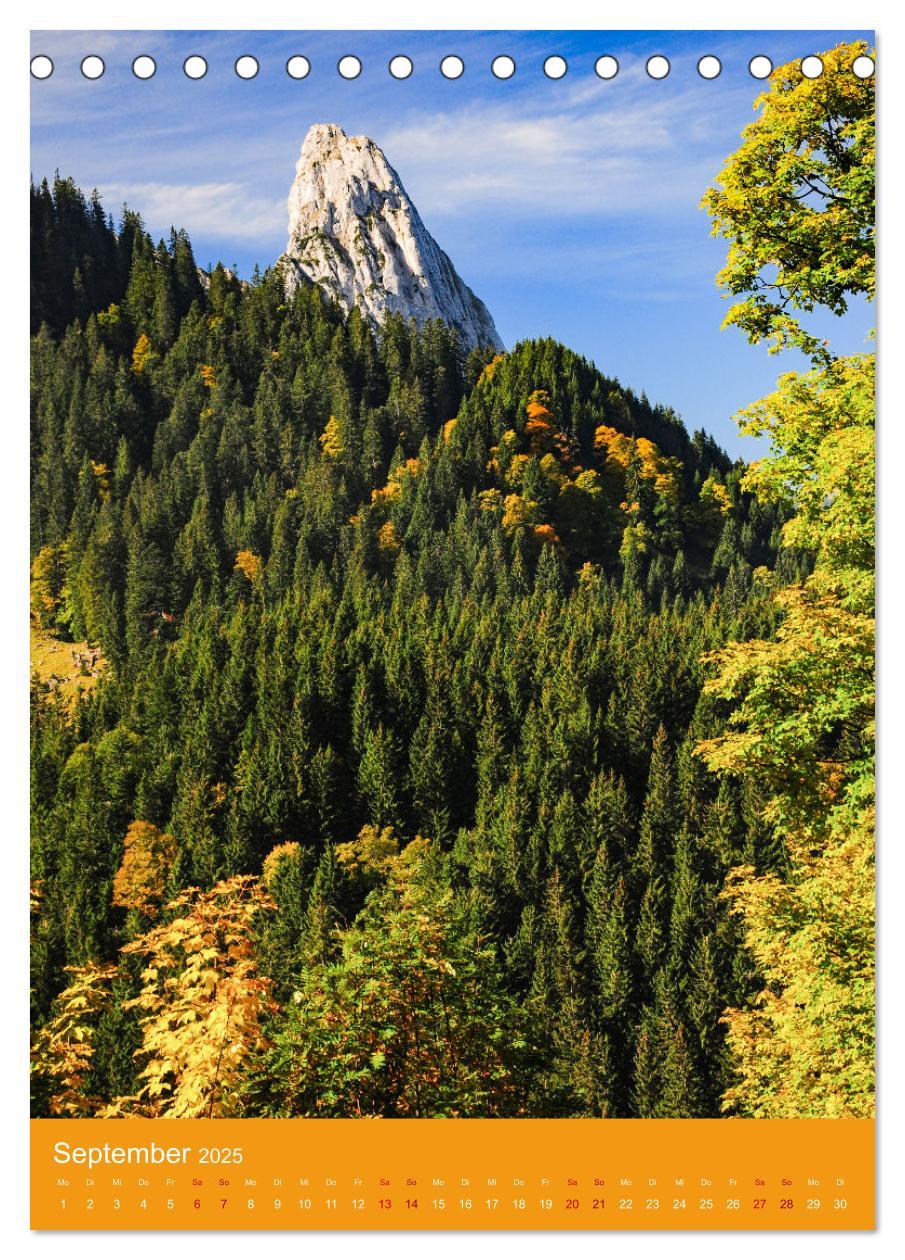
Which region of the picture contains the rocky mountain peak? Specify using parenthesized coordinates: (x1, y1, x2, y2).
(280, 123, 503, 353)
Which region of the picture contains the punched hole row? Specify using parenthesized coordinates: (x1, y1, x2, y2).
(30, 52, 876, 82)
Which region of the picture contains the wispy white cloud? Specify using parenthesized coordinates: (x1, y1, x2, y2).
(99, 182, 285, 244)
(373, 57, 756, 226)
(378, 66, 742, 222)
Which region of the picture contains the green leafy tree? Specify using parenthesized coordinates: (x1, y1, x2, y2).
(251, 835, 529, 1117)
(699, 43, 874, 1119)
(702, 40, 874, 360)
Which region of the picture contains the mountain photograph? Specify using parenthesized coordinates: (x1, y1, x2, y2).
(29, 33, 874, 1122)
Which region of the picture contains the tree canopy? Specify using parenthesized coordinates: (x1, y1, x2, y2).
(698, 41, 874, 1119)
(702, 41, 874, 361)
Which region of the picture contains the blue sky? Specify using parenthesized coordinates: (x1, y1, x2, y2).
(30, 28, 873, 458)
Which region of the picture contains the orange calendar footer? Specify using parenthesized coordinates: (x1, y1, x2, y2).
(30, 1117, 875, 1231)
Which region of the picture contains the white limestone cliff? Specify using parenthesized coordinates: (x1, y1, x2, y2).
(280, 123, 503, 352)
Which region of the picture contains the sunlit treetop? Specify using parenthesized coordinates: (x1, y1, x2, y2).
(702, 41, 874, 362)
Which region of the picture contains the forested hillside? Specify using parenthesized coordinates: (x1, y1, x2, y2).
(30, 44, 873, 1124)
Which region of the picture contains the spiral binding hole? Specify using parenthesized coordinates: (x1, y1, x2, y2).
(80, 56, 105, 80)
(389, 56, 413, 80)
(286, 56, 310, 80)
(853, 55, 874, 79)
(235, 56, 259, 80)
(183, 56, 208, 80)
(338, 55, 361, 80)
(30, 55, 53, 79)
(440, 55, 464, 80)
(594, 56, 619, 80)
(491, 56, 516, 80)
(132, 56, 156, 80)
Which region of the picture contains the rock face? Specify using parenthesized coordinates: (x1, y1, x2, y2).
(281, 123, 503, 352)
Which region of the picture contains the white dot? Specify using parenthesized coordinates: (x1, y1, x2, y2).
(81, 55, 105, 80)
(184, 55, 208, 80)
(492, 55, 516, 80)
(594, 55, 619, 80)
(544, 55, 567, 80)
(338, 55, 361, 79)
(853, 54, 874, 80)
(646, 55, 670, 80)
(132, 55, 156, 80)
(235, 55, 259, 80)
(440, 55, 464, 79)
(389, 55, 412, 80)
(698, 55, 721, 80)
(286, 56, 310, 80)
(749, 55, 773, 79)
(30, 55, 53, 80)
(801, 55, 824, 80)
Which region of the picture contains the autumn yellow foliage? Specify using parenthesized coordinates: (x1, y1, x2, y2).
(719, 809, 874, 1118)
(31, 963, 118, 1116)
(336, 824, 400, 878)
(480, 354, 505, 383)
(501, 492, 539, 532)
(371, 458, 422, 505)
(524, 391, 558, 454)
(594, 426, 682, 503)
(377, 520, 401, 556)
(112, 820, 178, 918)
(319, 415, 345, 460)
(262, 841, 302, 890)
(131, 333, 154, 376)
(115, 877, 275, 1118)
(90, 460, 110, 500)
(234, 549, 262, 583)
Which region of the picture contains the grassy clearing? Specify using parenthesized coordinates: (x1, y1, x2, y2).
(30, 620, 106, 706)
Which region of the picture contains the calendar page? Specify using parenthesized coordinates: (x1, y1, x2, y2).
(28, 28, 875, 1233)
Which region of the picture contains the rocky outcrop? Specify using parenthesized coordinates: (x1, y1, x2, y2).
(280, 123, 502, 352)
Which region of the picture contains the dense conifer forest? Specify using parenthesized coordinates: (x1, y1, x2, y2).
(29, 46, 875, 1120)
